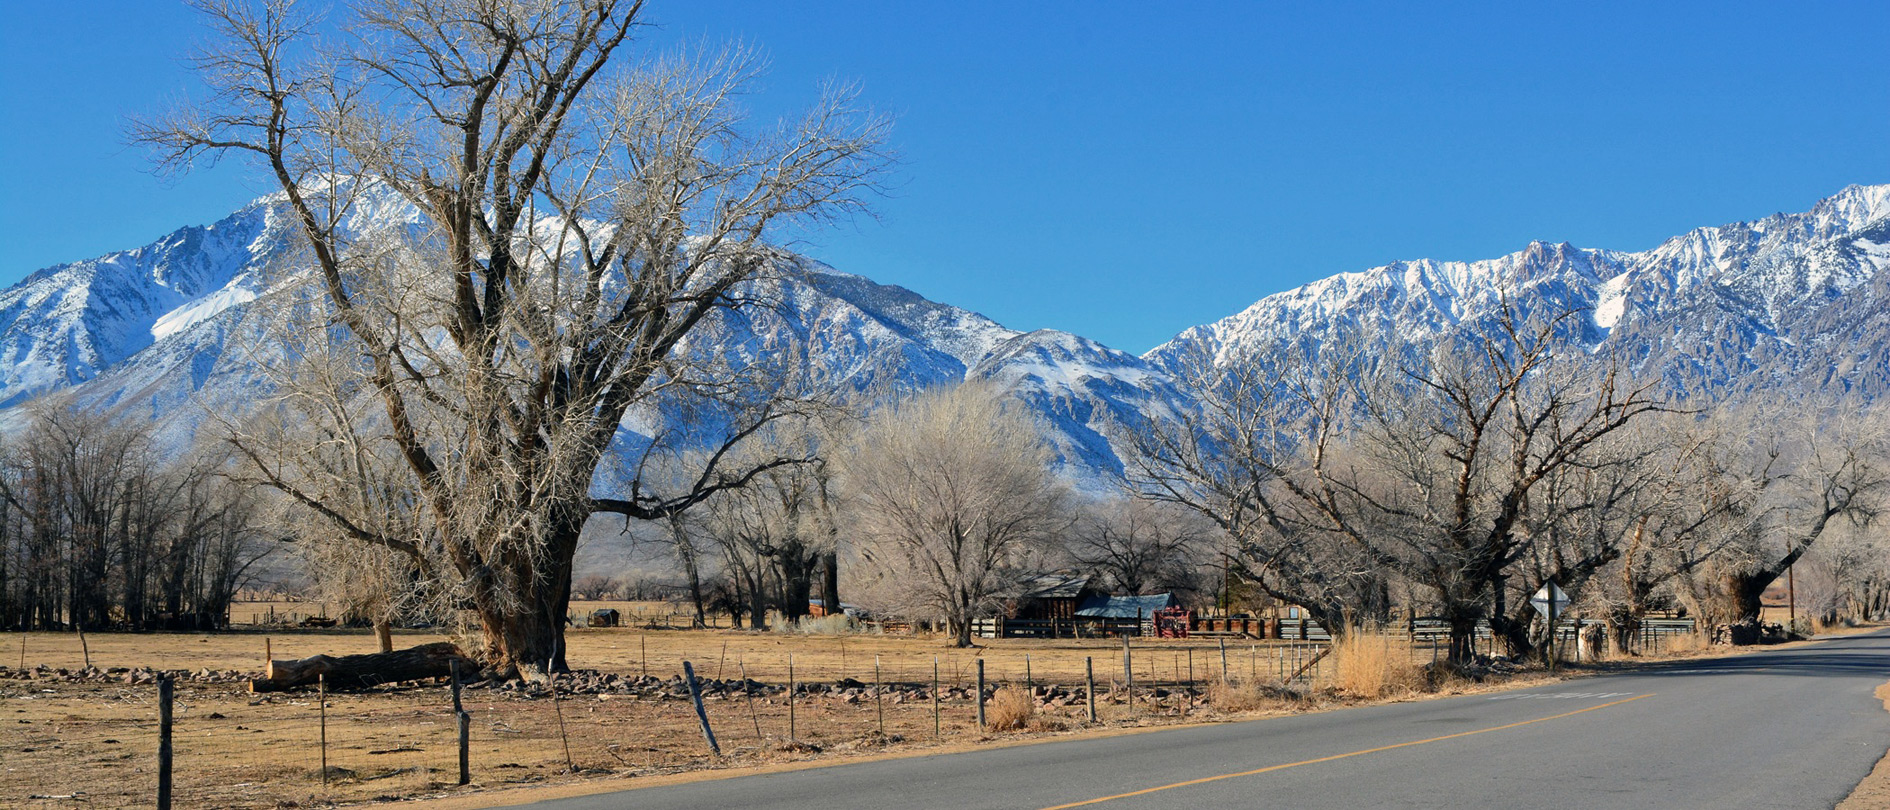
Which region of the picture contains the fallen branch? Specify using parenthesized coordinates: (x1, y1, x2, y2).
(250, 642, 476, 692)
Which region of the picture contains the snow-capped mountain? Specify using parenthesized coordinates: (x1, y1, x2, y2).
(0, 190, 1178, 489)
(1147, 184, 1890, 401)
(3, 183, 1888, 488)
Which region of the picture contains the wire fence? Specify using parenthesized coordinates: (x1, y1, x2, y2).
(2, 614, 1716, 808)
(0, 635, 1363, 808)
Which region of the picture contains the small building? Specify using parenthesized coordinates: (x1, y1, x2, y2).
(807, 599, 870, 619)
(589, 608, 621, 628)
(1009, 573, 1103, 620)
(1074, 593, 1179, 621)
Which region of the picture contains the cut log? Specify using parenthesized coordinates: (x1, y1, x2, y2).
(250, 642, 476, 692)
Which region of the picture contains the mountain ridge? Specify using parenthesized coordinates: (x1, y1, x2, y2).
(4, 183, 1888, 485)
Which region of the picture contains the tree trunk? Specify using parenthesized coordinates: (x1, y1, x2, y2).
(1446, 612, 1478, 667)
(778, 548, 814, 623)
(471, 517, 582, 679)
(748, 569, 769, 631)
(251, 642, 475, 692)
(1490, 604, 1539, 663)
(952, 618, 973, 648)
(821, 551, 841, 621)
(374, 618, 393, 653)
(672, 516, 707, 629)
(1608, 606, 1643, 656)
(1717, 572, 1771, 626)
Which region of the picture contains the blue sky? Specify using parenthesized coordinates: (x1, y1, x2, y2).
(2, 2, 1886, 354)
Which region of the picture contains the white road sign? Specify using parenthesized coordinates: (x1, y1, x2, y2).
(1530, 583, 1569, 618)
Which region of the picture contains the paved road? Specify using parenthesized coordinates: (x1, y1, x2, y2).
(523, 630, 1890, 809)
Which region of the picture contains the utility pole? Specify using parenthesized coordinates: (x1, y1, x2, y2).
(1788, 564, 1797, 635)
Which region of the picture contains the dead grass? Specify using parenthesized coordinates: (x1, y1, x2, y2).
(1660, 632, 1707, 654)
(985, 685, 1035, 731)
(1205, 679, 1291, 713)
(1329, 633, 1424, 699)
(770, 614, 865, 635)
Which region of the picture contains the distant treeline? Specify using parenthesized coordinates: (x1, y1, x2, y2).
(0, 405, 268, 631)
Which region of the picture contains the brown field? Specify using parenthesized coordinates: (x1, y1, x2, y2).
(5, 617, 1850, 810)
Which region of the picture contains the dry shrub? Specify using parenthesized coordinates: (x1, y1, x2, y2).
(1027, 714, 1067, 733)
(770, 614, 869, 635)
(986, 685, 1035, 731)
(1332, 633, 1423, 699)
(1662, 632, 1704, 654)
(1207, 680, 1289, 713)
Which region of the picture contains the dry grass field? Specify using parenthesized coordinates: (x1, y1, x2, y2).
(2, 615, 1807, 810)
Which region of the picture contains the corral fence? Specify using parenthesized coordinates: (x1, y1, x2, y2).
(972, 615, 1330, 640)
(1408, 615, 1698, 659)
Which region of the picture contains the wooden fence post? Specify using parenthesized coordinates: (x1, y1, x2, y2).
(975, 658, 986, 731)
(932, 656, 941, 740)
(1085, 656, 1096, 724)
(874, 655, 885, 736)
(740, 660, 762, 741)
(683, 661, 721, 755)
(157, 674, 174, 810)
(1122, 635, 1134, 717)
(550, 654, 575, 772)
(787, 655, 797, 743)
(319, 674, 328, 788)
(451, 660, 469, 786)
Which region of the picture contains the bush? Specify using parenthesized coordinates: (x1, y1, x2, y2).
(986, 685, 1035, 731)
(769, 613, 869, 635)
(1206, 680, 1290, 713)
(1661, 632, 1704, 654)
(1331, 633, 1423, 699)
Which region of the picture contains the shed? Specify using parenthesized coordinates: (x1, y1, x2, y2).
(589, 608, 621, 628)
(1011, 573, 1100, 620)
(808, 599, 870, 619)
(1074, 593, 1178, 619)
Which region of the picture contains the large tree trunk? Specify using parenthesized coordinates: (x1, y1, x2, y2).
(1716, 572, 1771, 626)
(1446, 614, 1477, 666)
(821, 551, 841, 621)
(1608, 605, 1643, 656)
(252, 642, 476, 692)
(1490, 607, 1539, 664)
(472, 518, 582, 679)
(777, 546, 813, 623)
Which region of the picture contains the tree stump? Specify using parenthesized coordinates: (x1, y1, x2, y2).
(250, 642, 476, 692)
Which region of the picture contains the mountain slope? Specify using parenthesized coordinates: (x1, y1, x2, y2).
(3, 184, 1888, 487)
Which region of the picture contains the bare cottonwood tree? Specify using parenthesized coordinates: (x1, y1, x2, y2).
(1123, 338, 1388, 642)
(1131, 303, 1663, 666)
(699, 427, 840, 629)
(1564, 410, 1757, 653)
(136, 0, 888, 675)
(1068, 496, 1209, 598)
(840, 384, 1066, 647)
(1684, 397, 1887, 630)
(0, 404, 268, 631)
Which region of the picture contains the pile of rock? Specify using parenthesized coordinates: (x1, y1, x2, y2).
(0, 664, 255, 684)
(1711, 620, 1787, 646)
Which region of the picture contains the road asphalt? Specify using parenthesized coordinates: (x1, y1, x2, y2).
(519, 629, 1890, 809)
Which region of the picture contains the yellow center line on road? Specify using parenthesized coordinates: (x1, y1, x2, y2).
(1040, 693, 1655, 809)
